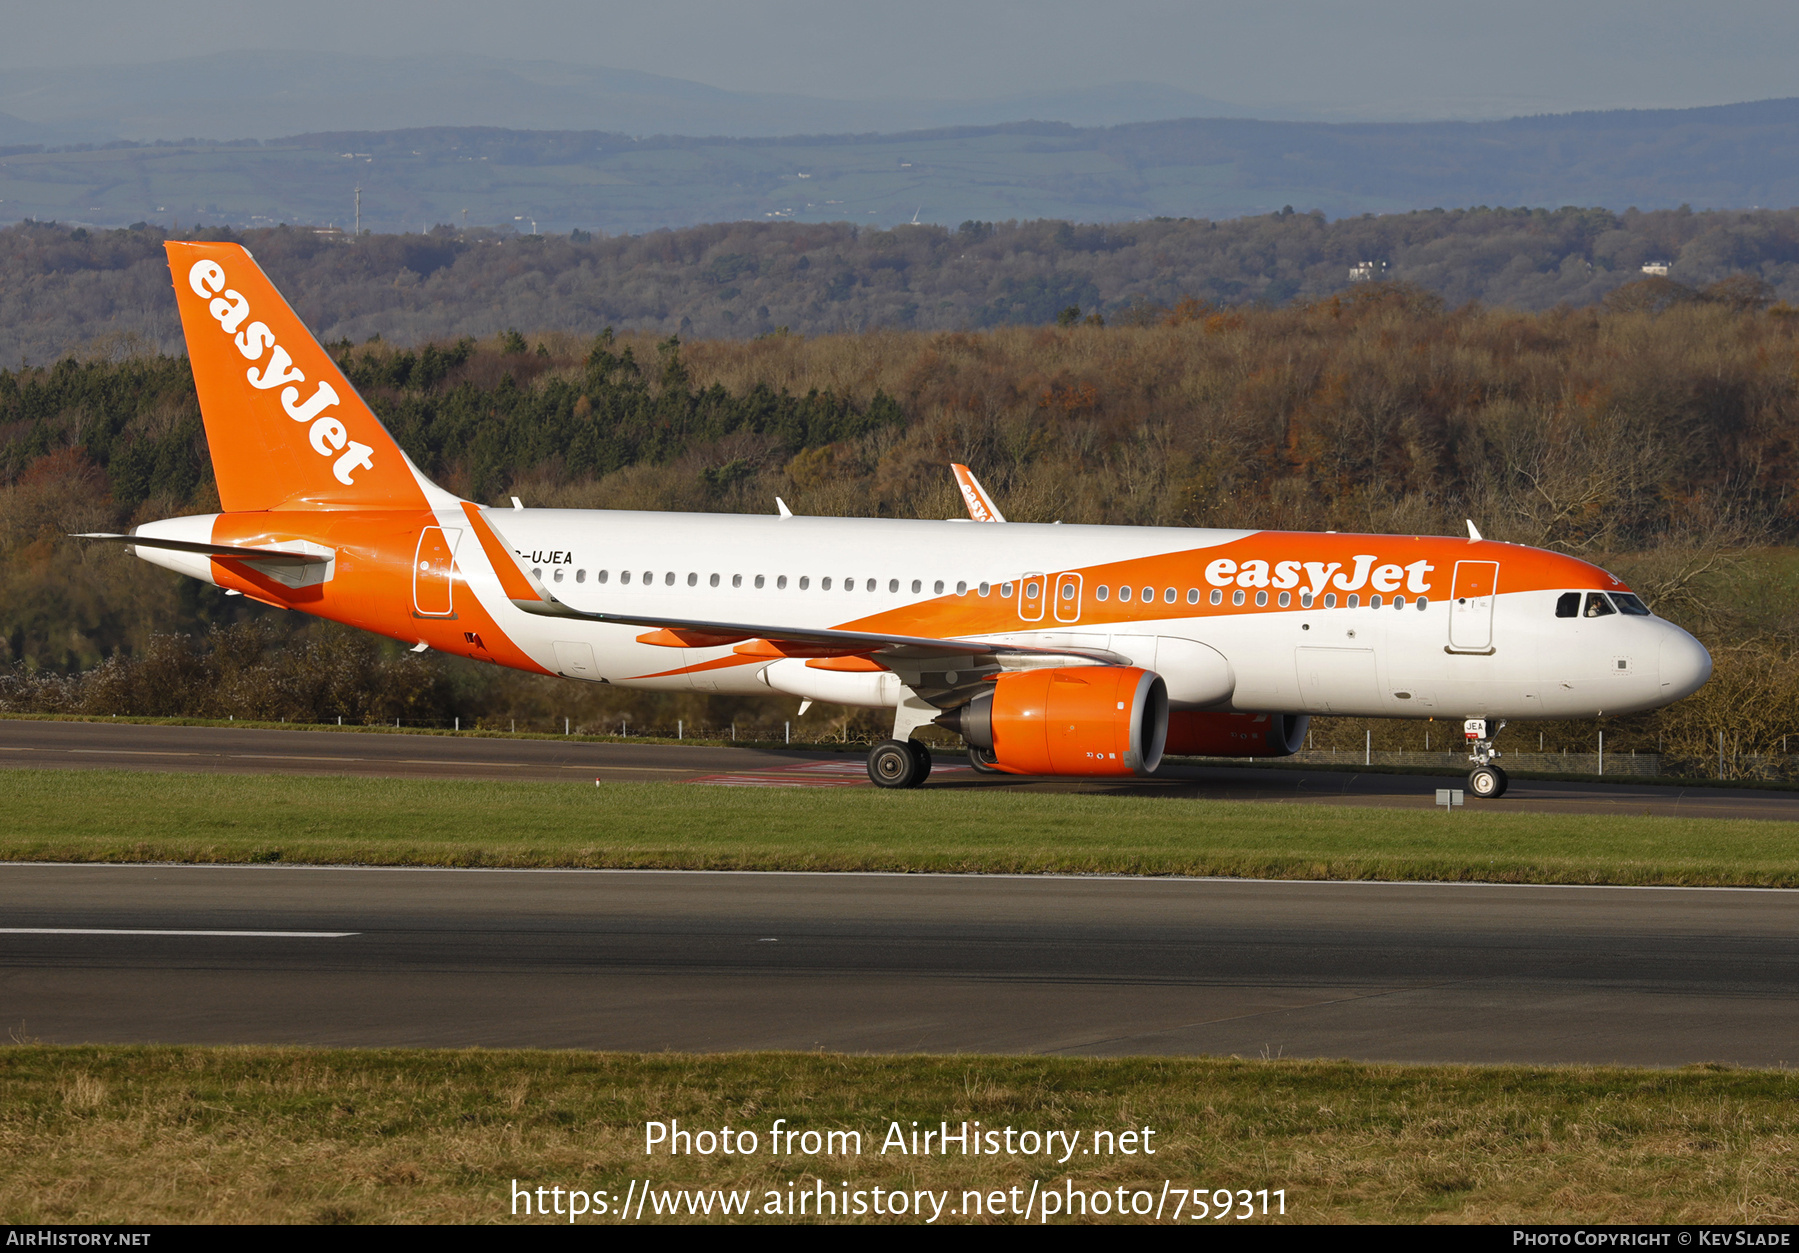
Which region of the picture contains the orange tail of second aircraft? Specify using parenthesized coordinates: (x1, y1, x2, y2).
(167, 241, 428, 513)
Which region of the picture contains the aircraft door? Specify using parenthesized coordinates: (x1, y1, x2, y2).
(1448, 560, 1499, 652)
(1053, 572, 1083, 622)
(413, 526, 461, 618)
(553, 641, 600, 680)
(1019, 572, 1046, 622)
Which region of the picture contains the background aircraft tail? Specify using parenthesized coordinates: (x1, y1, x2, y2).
(166, 241, 429, 513)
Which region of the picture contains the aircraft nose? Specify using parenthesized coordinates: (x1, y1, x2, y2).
(1658, 627, 1712, 701)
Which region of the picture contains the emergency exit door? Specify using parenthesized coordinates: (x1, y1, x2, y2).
(1448, 560, 1499, 651)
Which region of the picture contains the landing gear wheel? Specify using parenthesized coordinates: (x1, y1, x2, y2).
(968, 746, 1002, 774)
(907, 739, 933, 784)
(1468, 764, 1508, 799)
(868, 739, 923, 789)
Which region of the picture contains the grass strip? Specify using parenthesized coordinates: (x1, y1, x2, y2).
(4, 768, 1799, 886)
(1, 1047, 1793, 1224)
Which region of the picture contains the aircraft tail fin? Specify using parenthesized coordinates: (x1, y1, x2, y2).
(166, 241, 430, 513)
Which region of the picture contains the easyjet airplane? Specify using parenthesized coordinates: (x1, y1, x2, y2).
(81, 242, 1713, 798)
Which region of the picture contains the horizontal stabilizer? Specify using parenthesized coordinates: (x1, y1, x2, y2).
(72, 533, 328, 565)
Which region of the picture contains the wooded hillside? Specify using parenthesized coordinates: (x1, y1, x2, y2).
(7, 206, 1799, 366)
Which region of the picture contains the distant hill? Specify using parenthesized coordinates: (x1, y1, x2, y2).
(4, 205, 1795, 366)
(5, 98, 1799, 236)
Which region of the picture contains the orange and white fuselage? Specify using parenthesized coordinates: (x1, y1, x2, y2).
(136, 505, 1709, 722)
(107, 241, 1711, 789)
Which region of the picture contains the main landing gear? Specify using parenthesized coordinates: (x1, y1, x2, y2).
(1463, 718, 1508, 798)
(868, 738, 933, 789)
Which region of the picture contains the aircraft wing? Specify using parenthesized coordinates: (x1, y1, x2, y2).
(460, 504, 1121, 669)
(513, 598, 1126, 666)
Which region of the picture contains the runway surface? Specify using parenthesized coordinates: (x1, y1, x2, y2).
(4, 717, 1799, 820)
(2, 864, 1794, 1065)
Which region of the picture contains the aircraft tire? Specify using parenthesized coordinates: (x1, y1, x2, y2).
(868, 739, 922, 789)
(968, 746, 1003, 774)
(1468, 764, 1507, 799)
(907, 739, 933, 783)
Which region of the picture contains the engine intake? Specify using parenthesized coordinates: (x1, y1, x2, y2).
(1162, 711, 1309, 758)
(936, 666, 1168, 776)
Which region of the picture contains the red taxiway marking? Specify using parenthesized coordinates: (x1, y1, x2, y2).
(682, 760, 972, 788)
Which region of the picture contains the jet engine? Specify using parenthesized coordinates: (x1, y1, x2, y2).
(936, 666, 1167, 776)
(1162, 711, 1309, 758)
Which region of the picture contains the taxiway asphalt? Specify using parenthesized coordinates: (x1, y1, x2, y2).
(3, 717, 1797, 820)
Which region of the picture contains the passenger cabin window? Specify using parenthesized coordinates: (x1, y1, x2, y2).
(709, 573, 719, 588)
(687, 572, 697, 586)
(933, 580, 945, 594)
(754, 575, 765, 589)
(553, 568, 564, 583)
(1346, 594, 1359, 608)
(822, 577, 833, 590)
(1140, 586, 1154, 602)
(598, 570, 610, 584)
(890, 579, 900, 593)
(1231, 589, 1245, 606)
(798, 576, 810, 590)
(619, 570, 631, 584)
(665, 572, 676, 586)
(1187, 588, 1199, 604)
(1614, 593, 1652, 616)
(777, 575, 788, 589)
(1278, 591, 1291, 607)
(1255, 591, 1268, 606)
(956, 581, 968, 595)
(1584, 593, 1616, 618)
(732, 574, 742, 588)
(576, 569, 587, 583)
(1001, 582, 1014, 597)
(1209, 589, 1222, 605)
(1556, 592, 1580, 618)
(1323, 593, 1337, 608)
(1119, 586, 1133, 603)
(912, 580, 923, 593)
(1096, 585, 1109, 601)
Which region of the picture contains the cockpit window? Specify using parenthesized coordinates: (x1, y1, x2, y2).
(1612, 592, 1652, 616)
(1584, 593, 1616, 618)
(1555, 592, 1580, 618)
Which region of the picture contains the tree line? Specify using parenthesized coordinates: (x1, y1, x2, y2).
(8, 205, 1799, 366)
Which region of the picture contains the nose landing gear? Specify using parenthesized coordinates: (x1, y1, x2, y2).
(1463, 718, 1508, 798)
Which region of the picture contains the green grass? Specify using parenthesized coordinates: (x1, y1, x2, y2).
(5, 768, 1799, 886)
(2, 1047, 1793, 1223)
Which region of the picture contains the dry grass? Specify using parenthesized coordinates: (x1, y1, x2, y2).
(0, 1048, 1793, 1224)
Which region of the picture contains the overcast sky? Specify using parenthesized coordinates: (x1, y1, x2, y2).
(6, 0, 1798, 119)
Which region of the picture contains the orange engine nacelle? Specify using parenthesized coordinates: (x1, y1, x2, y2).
(941, 667, 1168, 776)
(1162, 711, 1309, 758)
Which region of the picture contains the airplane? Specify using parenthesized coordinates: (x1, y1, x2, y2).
(78, 242, 1713, 799)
